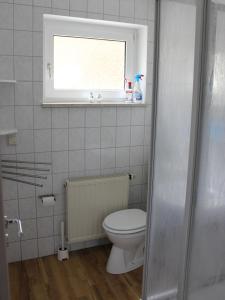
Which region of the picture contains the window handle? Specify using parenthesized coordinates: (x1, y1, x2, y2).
(47, 63, 52, 79)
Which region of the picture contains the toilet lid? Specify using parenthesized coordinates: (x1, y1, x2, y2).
(103, 209, 146, 232)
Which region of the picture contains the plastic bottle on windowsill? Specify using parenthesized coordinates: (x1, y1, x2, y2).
(133, 74, 144, 102)
(125, 80, 133, 102)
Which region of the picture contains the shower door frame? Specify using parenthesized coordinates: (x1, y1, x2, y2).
(142, 0, 209, 299)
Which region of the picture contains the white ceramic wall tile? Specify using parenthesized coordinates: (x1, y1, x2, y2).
(34, 129, 51, 152)
(86, 108, 101, 127)
(52, 151, 68, 173)
(101, 148, 115, 169)
(14, 30, 32, 56)
(52, 108, 68, 128)
(116, 126, 130, 147)
(14, 5, 32, 31)
(2, 178, 18, 201)
(21, 219, 37, 240)
(0, 84, 14, 106)
(33, 0, 52, 7)
(21, 239, 38, 260)
(69, 150, 85, 172)
(15, 106, 33, 130)
(101, 107, 116, 126)
(52, 128, 68, 151)
(33, 32, 43, 57)
(53, 172, 68, 194)
(88, 0, 103, 14)
(0, 30, 13, 55)
(37, 216, 54, 237)
(85, 127, 100, 149)
(117, 107, 131, 126)
(120, 0, 134, 18)
(7, 242, 21, 263)
(14, 0, 32, 5)
(85, 149, 100, 170)
(69, 108, 85, 128)
(70, 0, 87, 11)
(16, 130, 34, 153)
(38, 236, 54, 257)
(69, 128, 85, 150)
(4, 200, 19, 219)
(33, 6, 51, 32)
(0, 3, 13, 30)
(15, 82, 33, 106)
(34, 106, 51, 129)
(101, 127, 116, 148)
(134, 0, 148, 20)
(131, 125, 145, 146)
(18, 180, 35, 198)
(131, 107, 145, 125)
(130, 146, 144, 166)
(104, 0, 119, 15)
(52, 0, 69, 9)
(19, 197, 36, 219)
(14, 56, 33, 81)
(116, 147, 130, 168)
(33, 57, 43, 81)
(0, 56, 13, 80)
(0, 106, 15, 130)
(54, 194, 65, 215)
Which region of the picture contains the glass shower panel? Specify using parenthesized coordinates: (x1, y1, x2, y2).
(186, 1, 225, 299)
(146, 0, 197, 299)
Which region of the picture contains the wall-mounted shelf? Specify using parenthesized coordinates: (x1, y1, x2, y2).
(0, 129, 18, 136)
(0, 80, 17, 84)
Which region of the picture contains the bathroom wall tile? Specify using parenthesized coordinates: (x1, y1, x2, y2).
(33, 57, 43, 81)
(120, 0, 134, 18)
(33, 82, 43, 106)
(54, 194, 66, 215)
(33, 32, 43, 57)
(37, 216, 54, 237)
(14, 56, 32, 81)
(116, 126, 130, 147)
(34, 106, 51, 129)
(7, 242, 21, 263)
(21, 239, 38, 260)
(14, 30, 32, 56)
(52, 151, 68, 173)
(86, 108, 101, 127)
(131, 107, 145, 125)
(104, 0, 119, 15)
(38, 236, 55, 257)
(2, 178, 18, 201)
(52, 0, 69, 9)
(0, 84, 14, 106)
(101, 127, 116, 148)
(129, 184, 142, 204)
(0, 3, 13, 30)
(117, 107, 131, 126)
(15, 82, 33, 106)
(21, 219, 37, 240)
(85, 127, 100, 149)
(16, 130, 34, 154)
(129, 165, 144, 185)
(101, 107, 116, 126)
(33, 0, 52, 7)
(69, 150, 85, 172)
(70, 0, 87, 11)
(130, 146, 144, 166)
(69, 108, 85, 128)
(116, 147, 130, 168)
(131, 126, 145, 146)
(33, 6, 51, 32)
(0, 30, 13, 55)
(15, 106, 33, 130)
(0, 56, 13, 80)
(34, 129, 51, 152)
(134, 0, 148, 20)
(52, 108, 68, 129)
(85, 149, 100, 170)
(101, 148, 115, 169)
(14, 5, 32, 31)
(88, 0, 103, 14)
(53, 214, 65, 235)
(52, 129, 68, 151)
(19, 197, 36, 219)
(0, 106, 15, 130)
(14, 0, 32, 5)
(4, 200, 19, 219)
(69, 128, 85, 150)
(18, 180, 35, 198)
(53, 172, 68, 195)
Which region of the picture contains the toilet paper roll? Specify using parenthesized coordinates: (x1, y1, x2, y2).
(41, 195, 55, 206)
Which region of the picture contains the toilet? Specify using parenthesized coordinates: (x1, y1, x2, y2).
(103, 208, 146, 274)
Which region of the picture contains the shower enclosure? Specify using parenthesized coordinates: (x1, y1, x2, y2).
(143, 0, 225, 299)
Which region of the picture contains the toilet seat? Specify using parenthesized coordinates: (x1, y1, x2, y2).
(103, 209, 146, 234)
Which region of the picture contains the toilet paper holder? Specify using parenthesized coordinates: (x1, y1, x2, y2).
(39, 194, 56, 206)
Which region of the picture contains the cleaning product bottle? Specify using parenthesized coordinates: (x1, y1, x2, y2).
(133, 74, 144, 102)
(125, 80, 133, 102)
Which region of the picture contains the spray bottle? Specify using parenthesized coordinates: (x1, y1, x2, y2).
(133, 74, 144, 102)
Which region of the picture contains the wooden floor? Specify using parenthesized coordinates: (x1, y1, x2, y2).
(9, 245, 143, 300)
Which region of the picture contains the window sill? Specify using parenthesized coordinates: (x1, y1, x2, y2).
(42, 101, 146, 108)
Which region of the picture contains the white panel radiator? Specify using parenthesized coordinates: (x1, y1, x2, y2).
(65, 174, 129, 244)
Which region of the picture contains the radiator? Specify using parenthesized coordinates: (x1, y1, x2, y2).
(65, 174, 129, 244)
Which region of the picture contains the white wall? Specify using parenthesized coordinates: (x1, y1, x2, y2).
(0, 0, 154, 262)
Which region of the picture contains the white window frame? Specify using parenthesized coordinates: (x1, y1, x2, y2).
(43, 15, 148, 105)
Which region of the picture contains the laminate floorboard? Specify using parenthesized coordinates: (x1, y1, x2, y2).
(9, 245, 143, 300)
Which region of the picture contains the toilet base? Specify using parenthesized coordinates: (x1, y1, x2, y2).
(106, 244, 144, 274)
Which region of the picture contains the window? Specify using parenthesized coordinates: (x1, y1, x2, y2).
(43, 15, 148, 104)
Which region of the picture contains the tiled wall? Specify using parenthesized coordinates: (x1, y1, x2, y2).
(0, 0, 154, 262)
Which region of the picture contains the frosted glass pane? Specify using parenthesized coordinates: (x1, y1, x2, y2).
(187, 2, 225, 299)
(54, 36, 126, 90)
(146, 1, 197, 299)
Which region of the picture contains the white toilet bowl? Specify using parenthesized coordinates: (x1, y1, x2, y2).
(103, 209, 146, 274)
